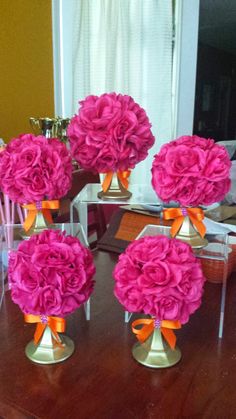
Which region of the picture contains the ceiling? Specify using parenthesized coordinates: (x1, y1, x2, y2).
(199, 0, 236, 55)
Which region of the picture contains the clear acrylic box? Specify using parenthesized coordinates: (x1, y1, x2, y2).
(1, 223, 91, 320)
(126, 224, 229, 338)
(70, 183, 161, 237)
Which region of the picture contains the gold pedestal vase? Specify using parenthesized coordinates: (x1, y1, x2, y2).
(97, 171, 132, 200)
(21, 209, 50, 239)
(164, 207, 208, 249)
(21, 200, 59, 239)
(25, 315, 74, 364)
(132, 319, 181, 369)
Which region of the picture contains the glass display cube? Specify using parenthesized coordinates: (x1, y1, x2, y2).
(70, 183, 161, 237)
(126, 224, 229, 338)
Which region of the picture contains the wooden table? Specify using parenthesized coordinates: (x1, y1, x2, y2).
(1, 250, 236, 418)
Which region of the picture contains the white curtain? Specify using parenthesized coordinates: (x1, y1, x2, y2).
(71, 0, 173, 184)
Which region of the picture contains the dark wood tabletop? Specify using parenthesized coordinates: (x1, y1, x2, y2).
(1, 250, 236, 419)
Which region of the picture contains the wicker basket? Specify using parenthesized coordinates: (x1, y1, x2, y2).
(200, 243, 233, 284)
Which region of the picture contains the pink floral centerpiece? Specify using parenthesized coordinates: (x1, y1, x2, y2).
(68, 93, 155, 198)
(151, 135, 231, 207)
(0, 134, 73, 232)
(151, 135, 231, 244)
(9, 229, 95, 316)
(68, 93, 155, 173)
(9, 229, 96, 363)
(0, 134, 72, 204)
(113, 235, 206, 367)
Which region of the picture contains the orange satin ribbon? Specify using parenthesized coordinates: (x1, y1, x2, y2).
(102, 170, 131, 192)
(163, 207, 206, 238)
(22, 200, 59, 232)
(132, 318, 181, 350)
(24, 314, 66, 346)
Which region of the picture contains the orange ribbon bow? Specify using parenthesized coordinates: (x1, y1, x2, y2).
(163, 207, 206, 238)
(24, 314, 66, 346)
(132, 318, 181, 350)
(22, 200, 59, 232)
(102, 170, 131, 192)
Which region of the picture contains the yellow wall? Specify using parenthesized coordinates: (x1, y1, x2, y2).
(0, 0, 54, 142)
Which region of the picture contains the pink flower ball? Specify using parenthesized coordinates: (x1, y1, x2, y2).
(0, 134, 73, 204)
(151, 135, 231, 206)
(9, 229, 96, 317)
(113, 235, 206, 324)
(68, 92, 155, 173)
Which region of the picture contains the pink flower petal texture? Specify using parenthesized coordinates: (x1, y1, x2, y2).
(113, 235, 206, 324)
(68, 92, 155, 173)
(9, 229, 96, 317)
(151, 135, 231, 206)
(0, 134, 73, 204)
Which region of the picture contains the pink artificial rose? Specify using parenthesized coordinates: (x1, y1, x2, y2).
(113, 256, 142, 286)
(10, 259, 40, 293)
(167, 177, 202, 207)
(68, 92, 155, 173)
(127, 235, 171, 263)
(165, 145, 206, 176)
(31, 243, 75, 268)
(61, 271, 87, 294)
(139, 261, 181, 292)
(204, 145, 231, 181)
(151, 135, 231, 206)
(202, 178, 231, 205)
(37, 286, 63, 316)
(9, 230, 96, 317)
(154, 295, 182, 320)
(115, 286, 144, 313)
(60, 294, 89, 316)
(168, 239, 196, 264)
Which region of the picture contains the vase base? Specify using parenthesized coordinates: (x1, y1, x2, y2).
(175, 233, 208, 249)
(132, 341, 181, 368)
(25, 335, 75, 364)
(97, 189, 132, 201)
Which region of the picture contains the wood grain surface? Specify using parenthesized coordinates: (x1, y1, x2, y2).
(0, 251, 236, 419)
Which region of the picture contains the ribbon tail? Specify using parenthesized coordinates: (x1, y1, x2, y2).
(189, 214, 206, 238)
(170, 216, 184, 237)
(23, 210, 37, 232)
(42, 209, 53, 224)
(102, 172, 113, 192)
(117, 172, 128, 189)
(34, 323, 46, 345)
(161, 327, 177, 350)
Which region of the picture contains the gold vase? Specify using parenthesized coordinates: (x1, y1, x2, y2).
(21, 210, 51, 240)
(176, 215, 208, 249)
(132, 327, 181, 368)
(97, 173, 132, 200)
(25, 325, 74, 364)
